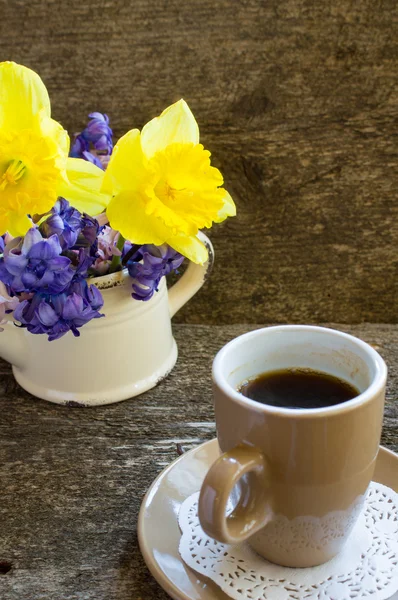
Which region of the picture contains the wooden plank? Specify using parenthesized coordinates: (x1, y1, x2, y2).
(0, 0, 397, 323)
(0, 323, 397, 599)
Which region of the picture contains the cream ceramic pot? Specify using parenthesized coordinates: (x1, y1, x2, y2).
(199, 325, 387, 568)
(0, 233, 213, 406)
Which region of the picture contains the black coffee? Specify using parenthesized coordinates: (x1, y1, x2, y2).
(238, 368, 359, 409)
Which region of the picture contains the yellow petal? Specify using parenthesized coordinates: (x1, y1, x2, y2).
(59, 158, 111, 215)
(39, 114, 70, 157)
(106, 190, 169, 245)
(213, 189, 236, 223)
(107, 190, 208, 263)
(0, 61, 51, 131)
(3, 212, 33, 237)
(102, 129, 146, 195)
(140, 99, 199, 160)
(166, 232, 209, 265)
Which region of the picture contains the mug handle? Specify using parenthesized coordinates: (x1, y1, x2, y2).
(198, 445, 271, 544)
(168, 231, 214, 318)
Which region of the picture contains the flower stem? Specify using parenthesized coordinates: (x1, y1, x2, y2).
(121, 244, 140, 266)
(109, 234, 126, 273)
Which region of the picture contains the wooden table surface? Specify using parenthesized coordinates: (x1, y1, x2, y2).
(1, 323, 397, 600)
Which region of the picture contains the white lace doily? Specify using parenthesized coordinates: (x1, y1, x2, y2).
(179, 482, 398, 600)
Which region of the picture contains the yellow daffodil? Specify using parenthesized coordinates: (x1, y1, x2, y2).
(0, 61, 108, 236)
(103, 99, 236, 264)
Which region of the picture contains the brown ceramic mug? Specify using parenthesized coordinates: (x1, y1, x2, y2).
(198, 325, 387, 567)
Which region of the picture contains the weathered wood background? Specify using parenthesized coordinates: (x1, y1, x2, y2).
(0, 0, 398, 323)
(0, 0, 396, 323)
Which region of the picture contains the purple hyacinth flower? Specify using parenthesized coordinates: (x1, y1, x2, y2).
(85, 112, 113, 153)
(40, 200, 99, 267)
(92, 227, 122, 275)
(70, 112, 113, 169)
(14, 279, 104, 341)
(82, 150, 104, 169)
(79, 214, 99, 247)
(126, 244, 184, 301)
(0, 229, 74, 295)
(70, 144, 107, 170)
(40, 198, 82, 250)
(74, 249, 96, 278)
(69, 278, 104, 311)
(70, 134, 89, 157)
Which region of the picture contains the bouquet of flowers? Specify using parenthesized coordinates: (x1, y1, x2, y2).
(0, 62, 235, 341)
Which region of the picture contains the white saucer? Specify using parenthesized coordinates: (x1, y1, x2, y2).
(138, 439, 398, 600)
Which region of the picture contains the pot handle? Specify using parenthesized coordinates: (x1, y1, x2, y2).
(168, 232, 214, 318)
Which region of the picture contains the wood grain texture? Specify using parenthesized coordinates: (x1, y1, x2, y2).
(0, 0, 397, 324)
(0, 323, 397, 600)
